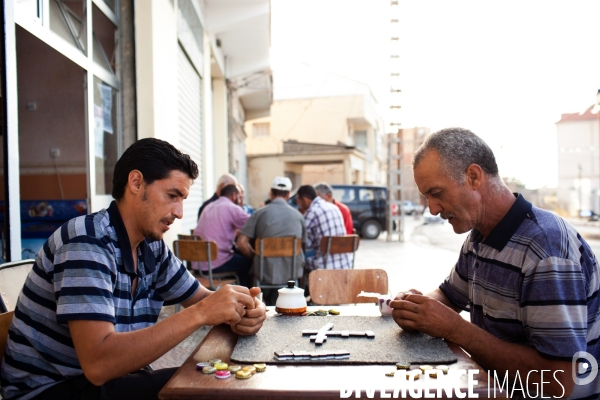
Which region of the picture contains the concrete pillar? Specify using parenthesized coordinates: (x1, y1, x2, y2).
(213, 77, 229, 179)
(202, 35, 215, 199)
(134, 0, 178, 146)
(133, 0, 180, 246)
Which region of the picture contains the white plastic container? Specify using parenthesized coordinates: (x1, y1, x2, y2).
(275, 281, 307, 315)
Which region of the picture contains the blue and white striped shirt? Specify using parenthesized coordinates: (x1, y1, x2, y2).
(441, 194, 600, 400)
(0, 202, 199, 399)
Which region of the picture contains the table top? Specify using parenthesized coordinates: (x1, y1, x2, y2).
(159, 306, 502, 400)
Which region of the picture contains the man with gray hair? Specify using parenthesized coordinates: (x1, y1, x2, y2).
(197, 173, 238, 220)
(390, 127, 599, 399)
(314, 182, 354, 234)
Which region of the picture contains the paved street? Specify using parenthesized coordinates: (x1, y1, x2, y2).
(152, 214, 600, 369)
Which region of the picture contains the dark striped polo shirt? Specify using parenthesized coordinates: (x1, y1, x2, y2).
(0, 202, 200, 399)
(440, 194, 600, 400)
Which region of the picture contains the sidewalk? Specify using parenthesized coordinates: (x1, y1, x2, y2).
(566, 217, 600, 240)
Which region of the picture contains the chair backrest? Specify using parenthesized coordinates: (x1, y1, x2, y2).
(177, 234, 200, 241)
(0, 311, 14, 361)
(255, 237, 302, 257)
(172, 240, 236, 292)
(254, 237, 302, 288)
(319, 234, 360, 255)
(308, 269, 388, 305)
(319, 234, 360, 269)
(173, 240, 217, 263)
(0, 259, 35, 313)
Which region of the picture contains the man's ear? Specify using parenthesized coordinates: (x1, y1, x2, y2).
(127, 170, 144, 196)
(465, 164, 483, 190)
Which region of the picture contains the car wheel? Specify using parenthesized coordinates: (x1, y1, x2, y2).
(361, 220, 381, 239)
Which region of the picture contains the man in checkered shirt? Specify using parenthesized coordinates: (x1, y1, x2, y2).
(296, 185, 351, 271)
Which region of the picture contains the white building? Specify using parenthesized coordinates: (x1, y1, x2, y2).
(244, 64, 387, 208)
(556, 91, 600, 216)
(1, 0, 271, 260)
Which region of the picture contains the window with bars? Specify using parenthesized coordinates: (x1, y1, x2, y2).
(354, 130, 367, 150)
(253, 123, 270, 138)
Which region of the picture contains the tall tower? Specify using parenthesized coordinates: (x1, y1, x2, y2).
(386, 0, 404, 241)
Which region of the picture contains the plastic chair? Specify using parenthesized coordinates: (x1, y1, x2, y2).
(308, 269, 388, 305)
(173, 240, 238, 290)
(0, 259, 35, 313)
(319, 234, 360, 269)
(254, 236, 302, 290)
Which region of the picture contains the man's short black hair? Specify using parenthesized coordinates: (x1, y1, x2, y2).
(112, 138, 199, 200)
(220, 184, 239, 198)
(297, 185, 317, 201)
(270, 188, 289, 198)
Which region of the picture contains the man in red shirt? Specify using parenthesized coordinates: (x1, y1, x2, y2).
(314, 182, 354, 234)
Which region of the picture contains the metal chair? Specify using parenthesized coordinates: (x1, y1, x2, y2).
(0, 259, 35, 313)
(308, 269, 388, 305)
(319, 234, 360, 269)
(173, 240, 238, 290)
(254, 236, 302, 290)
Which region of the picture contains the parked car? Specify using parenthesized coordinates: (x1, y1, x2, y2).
(423, 207, 444, 224)
(402, 200, 424, 215)
(289, 185, 388, 239)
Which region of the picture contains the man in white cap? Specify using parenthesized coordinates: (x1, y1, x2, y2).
(236, 177, 306, 304)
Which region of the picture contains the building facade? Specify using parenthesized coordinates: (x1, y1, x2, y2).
(396, 127, 430, 207)
(1, 0, 271, 261)
(556, 94, 600, 217)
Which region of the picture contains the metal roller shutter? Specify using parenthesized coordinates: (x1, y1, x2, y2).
(177, 46, 203, 232)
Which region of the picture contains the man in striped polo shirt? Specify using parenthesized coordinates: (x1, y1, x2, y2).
(391, 128, 599, 399)
(0, 138, 266, 400)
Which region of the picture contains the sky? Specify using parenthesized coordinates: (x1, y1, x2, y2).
(270, 0, 600, 189)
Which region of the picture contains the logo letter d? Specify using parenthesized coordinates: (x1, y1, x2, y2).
(572, 351, 598, 386)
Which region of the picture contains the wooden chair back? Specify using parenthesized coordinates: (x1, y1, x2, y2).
(177, 234, 200, 241)
(173, 240, 237, 290)
(0, 311, 13, 362)
(173, 240, 217, 261)
(254, 237, 302, 289)
(319, 235, 360, 254)
(319, 234, 360, 269)
(255, 237, 302, 257)
(0, 259, 35, 313)
(308, 269, 388, 305)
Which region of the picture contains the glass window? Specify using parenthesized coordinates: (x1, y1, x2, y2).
(101, 0, 117, 13)
(92, 3, 117, 73)
(49, 0, 86, 53)
(334, 188, 355, 203)
(253, 123, 270, 137)
(93, 78, 119, 195)
(354, 130, 367, 150)
(358, 189, 375, 201)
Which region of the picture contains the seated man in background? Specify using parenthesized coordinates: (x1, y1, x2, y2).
(194, 184, 252, 287)
(296, 185, 351, 271)
(314, 182, 354, 234)
(197, 173, 237, 220)
(0, 138, 266, 400)
(237, 183, 254, 215)
(237, 177, 306, 305)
